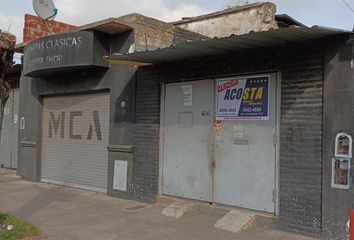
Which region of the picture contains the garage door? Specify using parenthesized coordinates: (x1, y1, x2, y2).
(162, 74, 277, 213)
(41, 92, 110, 193)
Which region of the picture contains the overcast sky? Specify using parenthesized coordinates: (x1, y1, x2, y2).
(1, 0, 354, 43)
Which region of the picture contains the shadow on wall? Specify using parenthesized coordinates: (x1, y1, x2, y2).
(32, 68, 109, 97)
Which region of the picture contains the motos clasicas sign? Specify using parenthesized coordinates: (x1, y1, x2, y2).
(23, 31, 109, 77)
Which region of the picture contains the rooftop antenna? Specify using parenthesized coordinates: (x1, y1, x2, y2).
(32, 0, 58, 34)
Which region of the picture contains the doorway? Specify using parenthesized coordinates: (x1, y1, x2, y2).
(161, 74, 279, 213)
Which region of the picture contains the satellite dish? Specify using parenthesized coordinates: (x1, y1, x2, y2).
(33, 0, 58, 21)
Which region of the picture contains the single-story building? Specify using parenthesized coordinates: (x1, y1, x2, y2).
(17, 2, 354, 240)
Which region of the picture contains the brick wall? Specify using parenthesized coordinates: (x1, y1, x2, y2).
(135, 41, 324, 235)
(174, 2, 278, 38)
(133, 76, 160, 203)
(279, 49, 323, 235)
(23, 14, 76, 42)
(117, 13, 206, 51)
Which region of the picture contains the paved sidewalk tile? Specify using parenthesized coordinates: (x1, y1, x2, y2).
(0, 171, 317, 240)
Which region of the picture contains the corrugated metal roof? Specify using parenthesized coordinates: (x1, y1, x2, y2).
(105, 26, 351, 65)
(275, 14, 307, 27)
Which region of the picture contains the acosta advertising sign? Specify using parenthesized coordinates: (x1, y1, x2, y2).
(216, 76, 269, 120)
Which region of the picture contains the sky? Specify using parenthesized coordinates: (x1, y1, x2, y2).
(1, 0, 354, 44)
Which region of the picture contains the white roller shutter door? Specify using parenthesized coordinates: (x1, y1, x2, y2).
(41, 92, 110, 193)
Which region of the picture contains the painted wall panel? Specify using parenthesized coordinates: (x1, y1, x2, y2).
(0, 89, 19, 169)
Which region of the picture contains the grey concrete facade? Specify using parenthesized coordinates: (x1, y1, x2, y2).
(322, 36, 354, 240)
(135, 42, 324, 235)
(16, 11, 354, 240)
(18, 14, 205, 203)
(18, 64, 137, 182)
(134, 35, 353, 239)
(18, 29, 137, 184)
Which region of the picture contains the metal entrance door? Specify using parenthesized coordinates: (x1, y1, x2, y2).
(162, 80, 213, 201)
(0, 89, 19, 169)
(213, 74, 277, 213)
(162, 75, 277, 213)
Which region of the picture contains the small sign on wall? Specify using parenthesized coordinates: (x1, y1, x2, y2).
(181, 85, 193, 107)
(14, 114, 18, 124)
(331, 157, 351, 189)
(113, 160, 128, 192)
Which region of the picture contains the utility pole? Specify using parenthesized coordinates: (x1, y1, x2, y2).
(0, 30, 16, 145)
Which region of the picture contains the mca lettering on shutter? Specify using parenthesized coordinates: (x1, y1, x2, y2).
(48, 111, 102, 140)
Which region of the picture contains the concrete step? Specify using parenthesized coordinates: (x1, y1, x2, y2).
(160, 197, 276, 234)
(0, 168, 21, 183)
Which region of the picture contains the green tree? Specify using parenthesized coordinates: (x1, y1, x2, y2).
(0, 31, 16, 145)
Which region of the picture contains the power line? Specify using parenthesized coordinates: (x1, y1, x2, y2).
(342, 0, 354, 14)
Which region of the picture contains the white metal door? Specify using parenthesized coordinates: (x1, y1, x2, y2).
(161, 75, 277, 213)
(0, 89, 19, 169)
(162, 80, 213, 201)
(213, 74, 277, 213)
(41, 92, 110, 193)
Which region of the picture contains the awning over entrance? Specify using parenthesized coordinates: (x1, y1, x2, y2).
(104, 26, 351, 66)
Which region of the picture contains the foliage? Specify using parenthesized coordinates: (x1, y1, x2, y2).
(0, 30, 16, 144)
(0, 30, 16, 102)
(0, 213, 41, 240)
(0, 31, 16, 73)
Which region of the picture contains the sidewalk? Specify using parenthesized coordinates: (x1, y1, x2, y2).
(0, 169, 317, 240)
